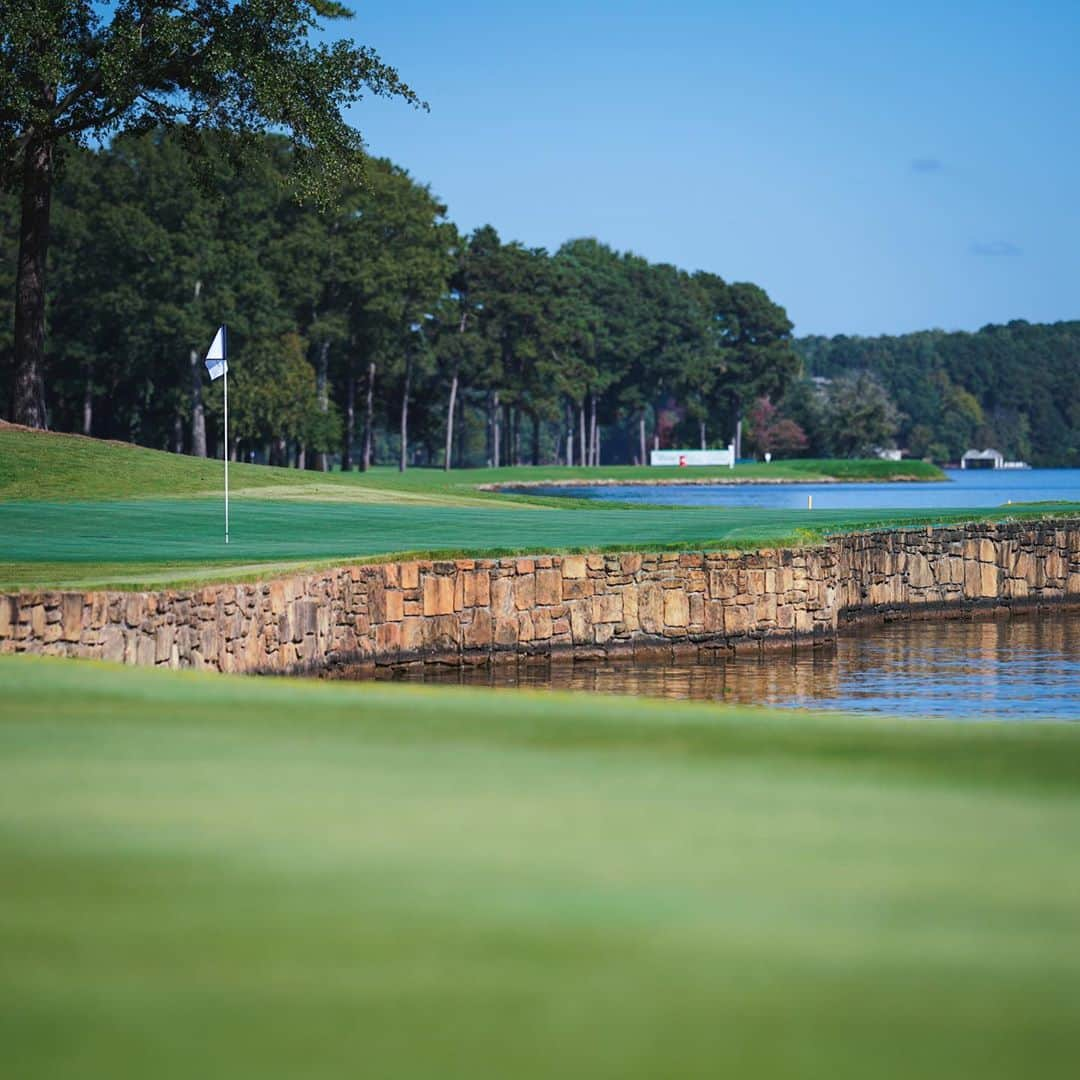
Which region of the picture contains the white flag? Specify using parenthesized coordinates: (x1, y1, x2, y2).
(205, 326, 227, 380)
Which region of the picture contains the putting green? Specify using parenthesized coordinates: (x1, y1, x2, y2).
(4, 423, 1072, 590)
(1, 655, 1079, 1079)
(6, 497, 1080, 590)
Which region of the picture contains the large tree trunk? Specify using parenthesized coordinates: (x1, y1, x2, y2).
(566, 402, 574, 466)
(362, 361, 375, 471)
(700, 418, 707, 450)
(455, 387, 465, 468)
(531, 411, 540, 466)
(735, 413, 743, 460)
(342, 359, 355, 471)
(485, 391, 493, 466)
(399, 355, 411, 472)
(186, 276, 207, 456)
(189, 347, 207, 457)
(589, 393, 597, 466)
(578, 401, 586, 467)
(172, 414, 184, 455)
(444, 366, 458, 471)
(446, 309, 468, 470)
(12, 127, 54, 428)
(82, 373, 93, 436)
(639, 412, 647, 466)
(316, 338, 330, 471)
(492, 390, 501, 469)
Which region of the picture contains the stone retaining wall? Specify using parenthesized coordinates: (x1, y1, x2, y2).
(2, 521, 1079, 673)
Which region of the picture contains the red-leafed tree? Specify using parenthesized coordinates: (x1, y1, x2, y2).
(746, 396, 808, 457)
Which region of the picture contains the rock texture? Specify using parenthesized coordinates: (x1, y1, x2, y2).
(2, 522, 1079, 673)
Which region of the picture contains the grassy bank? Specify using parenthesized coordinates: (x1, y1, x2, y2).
(0, 422, 942, 503)
(1, 655, 1078, 1079)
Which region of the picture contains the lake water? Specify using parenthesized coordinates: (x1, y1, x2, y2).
(524, 468, 1080, 510)
(335, 470, 1080, 721)
(364, 612, 1080, 722)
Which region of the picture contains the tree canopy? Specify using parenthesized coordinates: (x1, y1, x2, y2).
(1, 0, 422, 427)
(0, 130, 801, 469)
(795, 323, 1080, 466)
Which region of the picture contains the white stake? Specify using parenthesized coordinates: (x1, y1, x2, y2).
(808, 494, 813, 510)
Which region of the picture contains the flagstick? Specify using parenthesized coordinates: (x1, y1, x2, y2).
(224, 336, 229, 545)
(203, 324, 230, 544)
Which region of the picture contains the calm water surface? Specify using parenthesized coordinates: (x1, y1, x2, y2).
(366, 613, 1080, 721)
(526, 468, 1080, 510)
(345, 472, 1080, 719)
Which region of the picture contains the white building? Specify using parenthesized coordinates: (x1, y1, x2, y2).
(650, 445, 736, 468)
(960, 448, 1029, 470)
(961, 448, 1004, 469)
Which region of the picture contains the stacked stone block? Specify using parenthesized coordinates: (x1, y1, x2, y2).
(1, 521, 1078, 673)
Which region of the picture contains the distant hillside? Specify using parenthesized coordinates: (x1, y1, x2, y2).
(795, 320, 1080, 467)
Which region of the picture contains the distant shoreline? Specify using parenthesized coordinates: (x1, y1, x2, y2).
(485, 473, 946, 491)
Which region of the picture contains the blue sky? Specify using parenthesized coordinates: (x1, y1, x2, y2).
(341, 1, 1079, 336)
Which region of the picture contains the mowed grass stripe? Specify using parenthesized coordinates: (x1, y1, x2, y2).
(5, 497, 1076, 590)
(3, 425, 1077, 590)
(2, 655, 1080, 1079)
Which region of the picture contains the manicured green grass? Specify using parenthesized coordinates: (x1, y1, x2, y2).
(8, 497, 1080, 591)
(1, 654, 1079, 1080)
(1, 424, 1071, 590)
(0, 422, 360, 501)
(0, 422, 942, 504)
(1, 431, 1075, 1077)
(780, 457, 944, 480)
(342, 456, 945, 495)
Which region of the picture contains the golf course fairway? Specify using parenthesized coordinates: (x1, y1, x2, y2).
(1, 423, 1073, 591)
(4, 424, 1080, 1077)
(2, 654, 1080, 1079)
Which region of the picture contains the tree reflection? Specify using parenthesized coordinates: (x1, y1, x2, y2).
(331, 612, 1080, 721)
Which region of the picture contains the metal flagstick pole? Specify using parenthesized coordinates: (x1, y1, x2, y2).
(203, 325, 229, 543)
(223, 325, 229, 544)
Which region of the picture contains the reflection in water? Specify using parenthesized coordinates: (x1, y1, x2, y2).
(344, 612, 1080, 721)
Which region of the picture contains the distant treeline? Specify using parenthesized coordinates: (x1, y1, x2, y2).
(6, 128, 1071, 469)
(0, 128, 800, 469)
(794, 323, 1080, 467)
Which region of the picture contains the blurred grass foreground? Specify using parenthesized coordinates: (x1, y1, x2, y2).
(2, 655, 1080, 1079)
